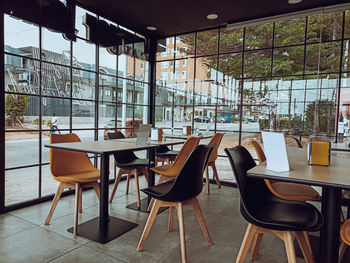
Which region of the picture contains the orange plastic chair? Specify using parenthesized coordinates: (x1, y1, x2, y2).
(249, 140, 320, 202)
(151, 136, 201, 183)
(339, 219, 350, 262)
(205, 133, 224, 194)
(45, 133, 100, 235)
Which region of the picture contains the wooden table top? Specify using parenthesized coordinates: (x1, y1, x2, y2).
(45, 138, 185, 154)
(248, 148, 350, 190)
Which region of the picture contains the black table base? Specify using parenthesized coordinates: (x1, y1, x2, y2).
(126, 197, 168, 213)
(67, 216, 138, 244)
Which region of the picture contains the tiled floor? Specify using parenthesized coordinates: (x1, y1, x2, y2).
(0, 178, 348, 263)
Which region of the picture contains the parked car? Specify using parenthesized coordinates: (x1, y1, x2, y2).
(194, 116, 210, 123)
(103, 119, 142, 139)
(217, 116, 226, 123)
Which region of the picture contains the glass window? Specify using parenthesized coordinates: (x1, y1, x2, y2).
(196, 29, 219, 56)
(73, 38, 96, 70)
(5, 15, 39, 49)
(219, 27, 244, 53)
(274, 18, 306, 47)
(42, 28, 70, 66)
(245, 23, 273, 50)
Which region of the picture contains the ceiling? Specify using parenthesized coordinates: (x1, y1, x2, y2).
(76, 0, 350, 39)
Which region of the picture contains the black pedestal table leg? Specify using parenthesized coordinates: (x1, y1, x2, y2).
(320, 187, 341, 263)
(100, 153, 110, 230)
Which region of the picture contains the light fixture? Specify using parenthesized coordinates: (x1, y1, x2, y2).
(147, 26, 157, 31)
(207, 14, 218, 20)
(288, 0, 302, 4)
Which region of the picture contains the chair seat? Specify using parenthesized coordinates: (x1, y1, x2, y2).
(142, 180, 175, 200)
(151, 163, 177, 177)
(116, 158, 149, 169)
(246, 200, 323, 232)
(54, 169, 100, 183)
(155, 150, 178, 158)
(270, 181, 321, 201)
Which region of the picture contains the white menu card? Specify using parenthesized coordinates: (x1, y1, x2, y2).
(136, 124, 151, 146)
(261, 132, 290, 172)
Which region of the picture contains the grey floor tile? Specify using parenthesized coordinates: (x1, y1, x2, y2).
(48, 245, 125, 263)
(0, 213, 37, 239)
(0, 226, 80, 263)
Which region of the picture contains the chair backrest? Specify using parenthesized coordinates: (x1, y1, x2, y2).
(108, 131, 125, 139)
(170, 136, 201, 172)
(163, 144, 214, 201)
(108, 131, 139, 164)
(50, 133, 96, 177)
(207, 133, 224, 163)
(293, 136, 303, 148)
(225, 146, 275, 223)
(249, 140, 266, 163)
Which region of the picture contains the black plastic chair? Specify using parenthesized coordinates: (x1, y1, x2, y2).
(108, 131, 149, 208)
(224, 146, 323, 263)
(137, 144, 214, 263)
(292, 136, 303, 148)
(155, 145, 178, 164)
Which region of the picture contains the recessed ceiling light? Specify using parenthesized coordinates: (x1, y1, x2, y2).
(207, 14, 218, 20)
(288, 0, 302, 4)
(147, 26, 157, 31)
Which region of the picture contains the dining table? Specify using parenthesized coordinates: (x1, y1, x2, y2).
(247, 147, 350, 263)
(45, 137, 185, 244)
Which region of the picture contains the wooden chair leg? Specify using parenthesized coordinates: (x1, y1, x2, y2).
(283, 231, 296, 263)
(168, 206, 174, 232)
(190, 198, 212, 245)
(302, 231, 313, 262)
(143, 167, 149, 184)
(92, 182, 100, 200)
(126, 173, 131, 195)
(109, 169, 123, 203)
(235, 223, 258, 263)
(45, 183, 64, 225)
(339, 241, 348, 263)
(250, 233, 263, 261)
(205, 166, 210, 194)
(73, 183, 80, 236)
(211, 162, 221, 188)
(176, 202, 187, 263)
(134, 169, 141, 208)
(137, 200, 161, 251)
(147, 198, 155, 212)
(78, 187, 83, 213)
(295, 231, 313, 263)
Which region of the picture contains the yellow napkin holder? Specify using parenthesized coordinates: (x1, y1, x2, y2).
(307, 140, 331, 166)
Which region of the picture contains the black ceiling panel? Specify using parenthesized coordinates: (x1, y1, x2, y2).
(76, 0, 350, 39)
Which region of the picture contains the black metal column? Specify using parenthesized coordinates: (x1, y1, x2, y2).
(0, 12, 5, 213)
(320, 187, 341, 263)
(148, 37, 157, 127)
